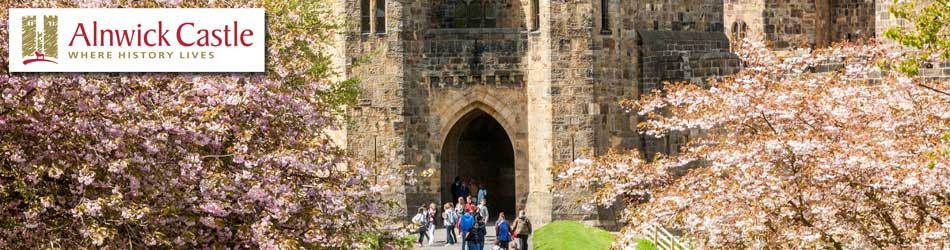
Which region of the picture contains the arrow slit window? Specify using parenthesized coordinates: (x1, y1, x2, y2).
(601, 0, 611, 34)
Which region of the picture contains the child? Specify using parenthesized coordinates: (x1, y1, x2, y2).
(443, 203, 458, 245)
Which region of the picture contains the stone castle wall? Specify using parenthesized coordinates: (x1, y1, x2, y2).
(340, 0, 931, 229)
(724, 0, 766, 42)
(725, 0, 880, 49)
(832, 0, 875, 41)
(637, 31, 740, 158)
(342, 0, 411, 214)
(428, 0, 527, 29)
(544, 0, 600, 223)
(408, 27, 531, 214)
(343, 0, 538, 220)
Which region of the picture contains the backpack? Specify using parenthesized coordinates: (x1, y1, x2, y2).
(496, 220, 511, 241)
(465, 227, 479, 242)
(412, 213, 425, 227)
(515, 218, 532, 235)
(478, 205, 489, 222)
(445, 210, 458, 226)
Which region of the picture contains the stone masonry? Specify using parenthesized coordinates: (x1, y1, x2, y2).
(339, 0, 914, 229)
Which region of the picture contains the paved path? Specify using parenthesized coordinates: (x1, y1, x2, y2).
(415, 224, 533, 250)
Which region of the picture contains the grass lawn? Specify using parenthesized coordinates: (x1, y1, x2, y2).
(356, 232, 417, 249)
(533, 221, 614, 250)
(634, 238, 657, 250)
(532, 221, 657, 250)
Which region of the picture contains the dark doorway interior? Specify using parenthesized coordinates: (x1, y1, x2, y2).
(442, 109, 516, 220)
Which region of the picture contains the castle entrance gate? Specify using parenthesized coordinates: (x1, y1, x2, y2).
(441, 109, 516, 219)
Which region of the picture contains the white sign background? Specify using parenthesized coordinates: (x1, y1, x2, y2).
(8, 8, 265, 72)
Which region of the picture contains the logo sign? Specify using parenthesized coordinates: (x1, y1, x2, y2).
(8, 9, 264, 72)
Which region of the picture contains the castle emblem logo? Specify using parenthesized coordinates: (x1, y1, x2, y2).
(9, 9, 265, 72)
(21, 15, 58, 65)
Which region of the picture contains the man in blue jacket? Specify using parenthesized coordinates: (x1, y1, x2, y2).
(458, 208, 476, 250)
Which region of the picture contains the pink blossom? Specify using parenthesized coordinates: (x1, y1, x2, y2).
(0, 1, 395, 249)
(556, 39, 950, 249)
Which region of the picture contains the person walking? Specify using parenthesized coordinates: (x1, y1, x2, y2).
(459, 179, 471, 200)
(473, 215, 487, 250)
(443, 203, 458, 245)
(465, 196, 475, 213)
(511, 210, 532, 250)
(455, 197, 466, 237)
(477, 199, 490, 224)
(427, 203, 437, 246)
(452, 177, 464, 201)
(412, 207, 428, 247)
(455, 197, 466, 215)
(476, 184, 487, 205)
(463, 216, 480, 250)
(495, 213, 513, 250)
(459, 208, 476, 250)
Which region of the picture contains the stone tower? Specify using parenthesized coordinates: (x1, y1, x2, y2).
(341, 0, 930, 228)
(724, 0, 885, 49)
(340, 0, 746, 228)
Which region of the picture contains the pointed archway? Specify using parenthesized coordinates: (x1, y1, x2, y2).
(441, 109, 516, 219)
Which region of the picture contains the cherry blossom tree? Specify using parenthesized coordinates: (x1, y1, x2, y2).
(1, 0, 408, 249)
(885, 0, 950, 77)
(555, 39, 950, 249)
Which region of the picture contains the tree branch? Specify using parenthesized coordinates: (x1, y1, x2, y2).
(917, 83, 950, 97)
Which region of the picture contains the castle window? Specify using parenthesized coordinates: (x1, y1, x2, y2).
(483, 1, 496, 27)
(740, 22, 747, 39)
(731, 22, 738, 38)
(376, 0, 386, 33)
(731, 21, 747, 41)
(601, 0, 611, 34)
(361, 0, 371, 33)
(360, 0, 386, 34)
(447, 0, 497, 28)
(531, 0, 540, 31)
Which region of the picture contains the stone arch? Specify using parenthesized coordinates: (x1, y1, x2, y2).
(435, 89, 528, 219)
(439, 101, 517, 149)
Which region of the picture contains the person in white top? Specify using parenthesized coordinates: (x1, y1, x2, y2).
(412, 206, 428, 246)
(477, 199, 489, 224)
(427, 203, 437, 246)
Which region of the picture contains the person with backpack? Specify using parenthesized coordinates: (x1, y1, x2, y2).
(464, 219, 479, 250)
(458, 208, 476, 250)
(468, 214, 487, 250)
(477, 199, 490, 224)
(495, 212, 513, 250)
(443, 202, 458, 245)
(412, 206, 428, 247)
(511, 210, 532, 250)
